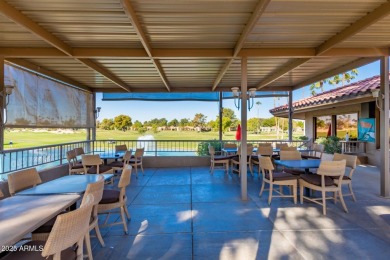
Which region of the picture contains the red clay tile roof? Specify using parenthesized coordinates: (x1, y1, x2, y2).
(269, 74, 389, 114)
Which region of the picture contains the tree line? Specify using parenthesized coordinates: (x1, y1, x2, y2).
(97, 108, 304, 134)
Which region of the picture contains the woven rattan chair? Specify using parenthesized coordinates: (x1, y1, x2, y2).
(280, 146, 297, 151)
(258, 156, 298, 205)
(302, 143, 324, 160)
(108, 150, 132, 174)
(98, 165, 132, 234)
(3, 194, 94, 260)
(129, 148, 144, 178)
(231, 144, 254, 176)
(209, 145, 232, 174)
(74, 147, 85, 163)
(32, 177, 105, 260)
(279, 150, 306, 175)
(66, 149, 85, 175)
(251, 145, 273, 174)
(299, 160, 348, 215)
(275, 143, 288, 149)
(82, 154, 113, 175)
(332, 153, 358, 201)
(7, 168, 42, 196)
(114, 144, 128, 153)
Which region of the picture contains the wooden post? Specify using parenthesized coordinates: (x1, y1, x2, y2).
(380, 56, 389, 197)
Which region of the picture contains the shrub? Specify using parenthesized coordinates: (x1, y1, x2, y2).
(197, 140, 221, 156)
(317, 136, 341, 154)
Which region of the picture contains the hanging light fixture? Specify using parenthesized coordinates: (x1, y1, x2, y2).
(231, 87, 257, 110)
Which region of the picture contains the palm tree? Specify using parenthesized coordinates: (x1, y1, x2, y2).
(329, 69, 359, 88)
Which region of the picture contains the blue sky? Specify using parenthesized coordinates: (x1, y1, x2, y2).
(96, 60, 380, 122)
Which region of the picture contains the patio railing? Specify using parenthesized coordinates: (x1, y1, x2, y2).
(0, 138, 312, 176)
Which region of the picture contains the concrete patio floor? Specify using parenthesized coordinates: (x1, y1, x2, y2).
(92, 165, 390, 259)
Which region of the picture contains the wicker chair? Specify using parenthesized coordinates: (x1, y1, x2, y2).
(98, 165, 132, 234)
(114, 144, 128, 153)
(301, 143, 324, 160)
(108, 150, 132, 174)
(231, 144, 254, 176)
(128, 148, 144, 178)
(3, 194, 94, 260)
(32, 177, 105, 260)
(299, 160, 348, 215)
(74, 147, 85, 163)
(332, 153, 358, 201)
(7, 168, 42, 196)
(66, 149, 84, 175)
(82, 154, 113, 175)
(209, 145, 232, 174)
(222, 143, 238, 156)
(258, 156, 298, 205)
(279, 150, 306, 175)
(251, 145, 273, 174)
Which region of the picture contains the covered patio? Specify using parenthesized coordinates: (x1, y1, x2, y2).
(91, 165, 390, 259)
(1, 0, 390, 259)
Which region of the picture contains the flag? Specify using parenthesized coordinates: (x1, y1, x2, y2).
(235, 124, 242, 141)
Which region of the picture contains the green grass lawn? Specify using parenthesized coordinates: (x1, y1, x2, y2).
(4, 129, 303, 149)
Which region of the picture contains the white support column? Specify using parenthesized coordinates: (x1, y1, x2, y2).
(380, 56, 389, 197)
(240, 57, 248, 201)
(288, 90, 293, 142)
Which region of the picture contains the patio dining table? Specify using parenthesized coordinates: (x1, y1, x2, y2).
(274, 159, 321, 174)
(0, 194, 80, 248)
(222, 147, 313, 155)
(16, 174, 113, 196)
(97, 151, 126, 165)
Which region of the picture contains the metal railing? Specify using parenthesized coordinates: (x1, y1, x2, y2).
(0, 138, 312, 176)
(340, 141, 367, 154)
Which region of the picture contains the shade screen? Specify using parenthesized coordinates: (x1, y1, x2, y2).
(4, 64, 93, 128)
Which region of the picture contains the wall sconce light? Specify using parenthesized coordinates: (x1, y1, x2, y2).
(231, 87, 257, 110)
(371, 89, 384, 110)
(94, 107, 101, 118)
(0, 85, 14, 107)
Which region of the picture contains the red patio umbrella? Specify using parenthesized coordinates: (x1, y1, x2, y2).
(326, 124, 331, 137)
(235, 124, 242, 141)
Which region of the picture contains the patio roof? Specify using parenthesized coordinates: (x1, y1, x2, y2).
(270, 73, 390, 117)
(1, 0, 389, 93)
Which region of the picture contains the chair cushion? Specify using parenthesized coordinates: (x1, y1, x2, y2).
(2, 240, 77, 259)
(108, 161, 123, 167)
(100, 189, 120, 204)
(300, 173, 334, 186)
(330, 175, 351, 181)
(71, 163, 84, 169)
(214, 155, 231, 161)
(87, 165, 112, 174)
(32, 211, 67, 234)
(301, 155, 320, 160)
(283, 168, 307, 175)
(129, 159, 141, 164)
(265, 172, 299, 181)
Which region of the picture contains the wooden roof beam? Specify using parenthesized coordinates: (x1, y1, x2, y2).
(256, 58, 310, 89)
(1, 47, 389, 58)
(0, 0, 73, 56)
(212, 0, 271, 91)
(77, 59, 131, 92)
(316, 1, 390, 55)
(6, 58, 92, 92)
(293, 57, 379, 90)
(0, 0, 131, 92)
(121, 0, 171, 91)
